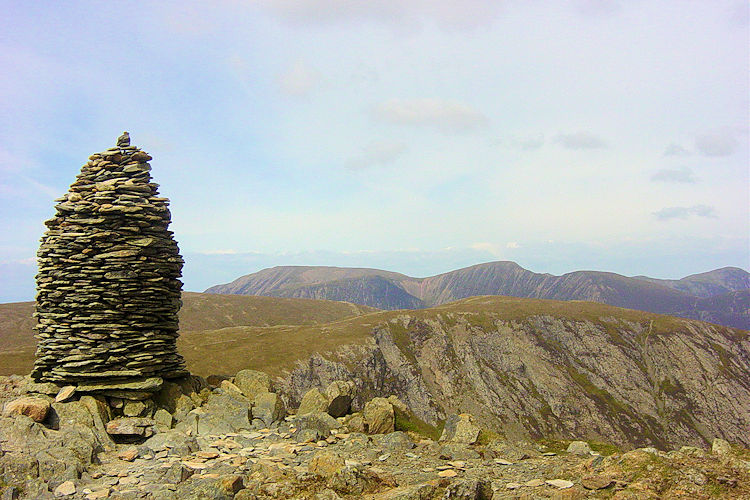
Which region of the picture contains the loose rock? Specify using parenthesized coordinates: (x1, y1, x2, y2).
(566, 440, 592, 456)
(363, 398, 395, 435)
(2, 397, 51, 422)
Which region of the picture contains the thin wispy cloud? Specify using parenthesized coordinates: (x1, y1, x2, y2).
(556, 131, 607, 150)
(663, 143, 690, 156)
(651, 167, 696, 183)
(510, 134, 545, 151)
(373, 98, 489, 133)
(653, 205, 717, 220)
(346, 141, 407, 170)
(695, 131, 739, 157)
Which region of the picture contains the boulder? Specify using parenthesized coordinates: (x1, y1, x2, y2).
(162, 462, 195, 483)
(106, 417, 156, 438)
(364, 398, 395, 435)
(153, 408, 173, 431)
(173, 394, 196, 422)
(375, 431, 415, 451)
(309, 450, 346, 479)
(196, 391, 252, 435)
(123, 399, 154, 417)
(292, 412, 342, 441)
(37, 445, 89, 484)
(50, 399, 114, 451)
(253, 392, 285, 426)
(439, 414, 480, 444)
(2, 397, 50, 423)
(325, 381, 355, 417)
(343, 412, 367, 434)
(581, 475, 615, 490)
(0, 448, 40, 485)
(53, 481, 76, 497)
(712, 438, 732, 456)
(234, 370, 271, 400)
(220, 380, 243, 395)
(566, 441, 592, 456)
(144, 429, 198, 456)
(298, 388, 329, 416)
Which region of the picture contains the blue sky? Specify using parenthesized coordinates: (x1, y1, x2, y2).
(1, 0, 748, 302)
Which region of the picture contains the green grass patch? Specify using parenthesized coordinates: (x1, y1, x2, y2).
(388, 320, 418, 365)
(476, 429, 502, 445)
(394, 407, 442, 441)
(589, 441, 621, 456)
(658, 377, 683, 396)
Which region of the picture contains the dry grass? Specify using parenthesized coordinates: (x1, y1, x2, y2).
(0, 293, 377, 376)
(2, 294, 740, 378)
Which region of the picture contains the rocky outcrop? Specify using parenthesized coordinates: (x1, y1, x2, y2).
(1, 368, 748, 499)
(277, 303, 750, 450)
(32, 133, 186, 386)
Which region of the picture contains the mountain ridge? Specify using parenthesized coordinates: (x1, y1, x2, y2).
(206, 262, 750, 329)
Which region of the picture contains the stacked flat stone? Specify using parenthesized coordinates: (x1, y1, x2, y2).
(31, 132, 187, 386)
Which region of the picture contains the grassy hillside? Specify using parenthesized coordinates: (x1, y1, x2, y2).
(176, 295, 739, 377)
(0, 293, 376, 376)
(4, 292, 745, 380)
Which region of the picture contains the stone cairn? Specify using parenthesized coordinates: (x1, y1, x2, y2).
(31, 132, 188, 392)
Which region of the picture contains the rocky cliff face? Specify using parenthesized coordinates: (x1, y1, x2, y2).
(205, 262, 750, 329)
(277, 297, 750, 450)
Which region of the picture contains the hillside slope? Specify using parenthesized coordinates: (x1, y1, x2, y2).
(206, 262, 750, 329)
(204, 266, 410, 296)
(0, 293, 376, 376)
(633, 266, 750, 298)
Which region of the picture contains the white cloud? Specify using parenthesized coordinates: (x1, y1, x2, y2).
(653, 205, 717, 220)
(470, 242, 503, 257)
(346, 141, 407, 170)
(373, 98, 488, 133)
(695, 130, 739, 157)
(650, 167, 696, 183)
(663, 143, 690, 156)
(506, 241, 520, 249)
(278, 61, 319, 96)
(504, 134, 545, 151)
(555, 131, 607, 149)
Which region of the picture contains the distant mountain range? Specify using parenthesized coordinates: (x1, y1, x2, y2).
(205, 262, 750, 330)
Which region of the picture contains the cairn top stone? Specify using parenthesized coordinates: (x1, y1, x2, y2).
(117, 131, 130, 147)
(32, 134, 187, 388)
